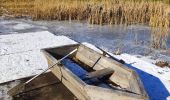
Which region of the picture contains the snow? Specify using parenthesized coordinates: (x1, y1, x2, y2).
(0, 31, 77, 84)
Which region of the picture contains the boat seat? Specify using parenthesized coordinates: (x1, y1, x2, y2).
(85, 68, 114, 79)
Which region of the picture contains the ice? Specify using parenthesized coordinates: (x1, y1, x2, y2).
(13, 23, 33, 30)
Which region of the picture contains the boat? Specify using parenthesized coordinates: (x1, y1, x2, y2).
(41, 43, 149, 100)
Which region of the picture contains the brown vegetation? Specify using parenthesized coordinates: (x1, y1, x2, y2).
(155, 61, 170, 68)
(0, 0, 170, 49)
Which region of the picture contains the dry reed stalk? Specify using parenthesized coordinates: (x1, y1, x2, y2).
(1, 0, 170, 49)
(149, 2, 170, 49)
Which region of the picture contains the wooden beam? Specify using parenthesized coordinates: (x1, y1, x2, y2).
(85, 68, 114, 79)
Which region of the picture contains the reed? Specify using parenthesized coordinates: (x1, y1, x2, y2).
(1, 0, 170, 49)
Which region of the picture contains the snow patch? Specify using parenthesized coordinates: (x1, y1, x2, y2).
(0, 31, 77, 84)
(0, 31, 76, 55)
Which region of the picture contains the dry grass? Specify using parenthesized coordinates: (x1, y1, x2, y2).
(0, 0, 170, 49)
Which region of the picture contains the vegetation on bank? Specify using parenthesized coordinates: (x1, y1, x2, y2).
(0, 0, 170, 49)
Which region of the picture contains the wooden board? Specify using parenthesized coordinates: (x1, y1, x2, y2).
(85, 68, 114, 79)
(85, 85, 149, 100)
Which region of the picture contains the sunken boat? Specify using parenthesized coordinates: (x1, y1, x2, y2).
(41, 44, 149, 100)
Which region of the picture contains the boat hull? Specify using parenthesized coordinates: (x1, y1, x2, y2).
(42, 44, 149, 100)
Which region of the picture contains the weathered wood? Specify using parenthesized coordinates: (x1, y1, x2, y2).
(129, 71, 148, 97)
(24, 72, 60, 91)
(42, 44, 149, 100)
(85, 85, 149, 100)
(42, 44, 79, 59)
(85, 68, 114, 79)
(77, 45, 148, 96)
(109, 72, 130, 89)
(8, 72, 63, 96)
(9, 72, 76, 100)
(76, 45, 132, 88)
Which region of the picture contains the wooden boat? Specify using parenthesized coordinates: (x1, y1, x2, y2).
(41, 44, 149, 100)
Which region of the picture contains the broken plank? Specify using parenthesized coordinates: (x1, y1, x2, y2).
(86, 68, 114, 79)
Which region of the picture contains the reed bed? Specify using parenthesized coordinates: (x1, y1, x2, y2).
(1, 0, 170, 49)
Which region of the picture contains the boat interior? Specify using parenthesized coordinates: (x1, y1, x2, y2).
(42, 44, 147, 96)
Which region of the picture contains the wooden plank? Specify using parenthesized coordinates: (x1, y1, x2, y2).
(128, 71, 149, 97)
(85, 68, 114, 79)
(134, 72, 148, 98)
(78, 45, 131, 71)
(76, 45, 131, 74)
(51, 68, 89, 100)
(76, 51, 105, 70)
(109, 72, 130, 89)
(41, 44, 79, 58)
(85, 85, 149, 100)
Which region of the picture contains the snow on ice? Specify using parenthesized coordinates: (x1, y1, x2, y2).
(0, 31, 77, 83)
